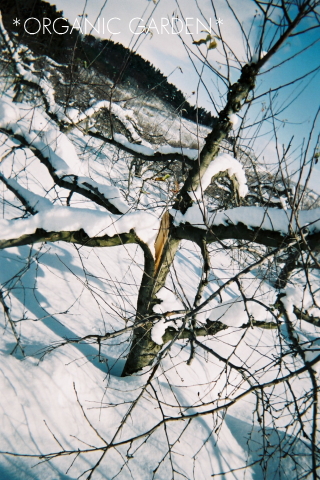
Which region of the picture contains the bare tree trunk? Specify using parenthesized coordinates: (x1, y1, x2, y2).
(122, 214, 180, 376)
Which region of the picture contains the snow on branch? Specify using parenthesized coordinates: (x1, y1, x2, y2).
(0, 173, 52, 215)
(213, 206, 320, 234)
(70, 101, 143, 144)
(66, 100, 199, 162)
(67, 100, 198, 161)
(68, 100, 199, 162)
(88, 130, 198, 166)
(67, 102, 198, 162)
(113, 133, 198, 161)
(171, 204, 320, 237)
(189, 153, 248, 200)
(0, 204, 160, 253)
(0, 99, 129, 215)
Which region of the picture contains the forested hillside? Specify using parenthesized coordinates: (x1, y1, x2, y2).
(1, 0, 215, 126)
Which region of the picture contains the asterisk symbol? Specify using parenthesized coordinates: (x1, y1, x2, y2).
(216, 18, 223, 25)
(13, 18, 20, 26)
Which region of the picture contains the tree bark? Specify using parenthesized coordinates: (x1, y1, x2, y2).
(122, 214, 180, 376)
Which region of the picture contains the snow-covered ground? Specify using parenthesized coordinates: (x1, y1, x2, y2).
(0, 236, 318, 479)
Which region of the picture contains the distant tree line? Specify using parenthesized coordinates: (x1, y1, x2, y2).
(1, 0, 215, 127)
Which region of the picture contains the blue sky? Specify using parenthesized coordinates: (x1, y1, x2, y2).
(37, 0, 320, 189)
